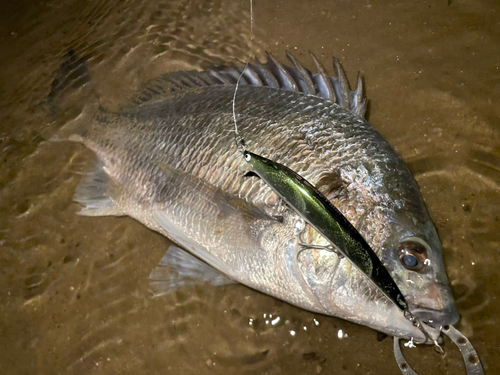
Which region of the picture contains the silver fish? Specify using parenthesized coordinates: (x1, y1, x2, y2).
(49, 51, 459, 341)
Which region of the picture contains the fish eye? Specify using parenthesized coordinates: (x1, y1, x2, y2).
(401, 254, 418, 269)
(398, 240, 428, 271)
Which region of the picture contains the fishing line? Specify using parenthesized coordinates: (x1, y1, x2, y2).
(232, 0, 253, 153)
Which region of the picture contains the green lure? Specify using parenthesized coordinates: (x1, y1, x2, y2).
(243, 150, 408, 312)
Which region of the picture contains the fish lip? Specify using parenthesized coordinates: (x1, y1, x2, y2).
(410, 306, 460, 328)
(404, 300, 460, 344)
(387, 312, 440, 343)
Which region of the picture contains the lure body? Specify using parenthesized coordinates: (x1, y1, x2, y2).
(243, 150, 408, 311)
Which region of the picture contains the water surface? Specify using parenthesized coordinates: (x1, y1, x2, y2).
(1, 0, 499, 374)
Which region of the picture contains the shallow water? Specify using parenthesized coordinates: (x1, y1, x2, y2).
(1, 0, 499, 374)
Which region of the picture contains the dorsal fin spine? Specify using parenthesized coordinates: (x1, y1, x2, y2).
(285, 50, 316, 96)
(266, 52, 299, 92)
(309, 52, 336, 103)
(332, 57, 351, 110)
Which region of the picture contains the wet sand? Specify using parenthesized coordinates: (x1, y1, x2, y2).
(0, 0, 499, 374)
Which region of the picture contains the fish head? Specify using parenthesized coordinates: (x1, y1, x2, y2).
(294, 212, 458, 342)
(380, 219, 460, 335)
(295, 232, 439, 342)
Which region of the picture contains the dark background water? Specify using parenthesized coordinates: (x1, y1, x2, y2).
(0, 0, 498, 374)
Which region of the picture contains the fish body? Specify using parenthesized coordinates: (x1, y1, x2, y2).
(51, 53, 458, 341)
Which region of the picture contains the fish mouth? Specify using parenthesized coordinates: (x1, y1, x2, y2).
(405, 278, 460, 340)
(411, 306, 460, 328)
(404, 281, 460, 343)
(408, 306, 460, 343)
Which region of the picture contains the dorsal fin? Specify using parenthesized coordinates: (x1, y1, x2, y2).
(129, 53, 368, 118)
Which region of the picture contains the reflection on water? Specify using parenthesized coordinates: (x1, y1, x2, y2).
(0, 0, 498, 374)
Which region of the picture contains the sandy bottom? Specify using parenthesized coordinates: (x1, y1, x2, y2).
(0, 0, 498, 374)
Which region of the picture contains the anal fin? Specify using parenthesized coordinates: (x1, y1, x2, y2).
(74, 163, 123, 217)
(149, 245, 236, 298)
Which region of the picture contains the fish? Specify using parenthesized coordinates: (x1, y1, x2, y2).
(48, 50, 459, 342)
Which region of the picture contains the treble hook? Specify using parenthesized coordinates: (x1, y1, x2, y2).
(403, 309, 444, 354)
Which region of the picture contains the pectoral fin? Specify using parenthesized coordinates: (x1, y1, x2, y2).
(149, 244, 236, 298)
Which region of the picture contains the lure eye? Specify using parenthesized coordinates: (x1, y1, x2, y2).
(398, 240, 428, 271)
(244, 153, 251, 161)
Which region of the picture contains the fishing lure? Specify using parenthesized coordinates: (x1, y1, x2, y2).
(242, 150, 408, 311)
